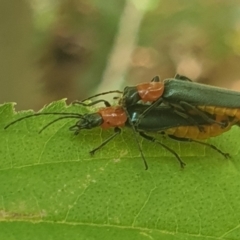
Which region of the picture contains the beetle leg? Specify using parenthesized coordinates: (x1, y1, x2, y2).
(169, 107, 205, 132)
(139, 132, 186, 168)
(179, 101, 226, 128)
(168, 135, 230, 159)
(174, 74, 192, 82)
(89, 127, 121, 155)
(73, 99, 111, 107)
(151, 76, 160, 82)
(132, 98, 164, 128)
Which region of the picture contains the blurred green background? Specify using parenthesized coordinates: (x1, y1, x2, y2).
(1, 0, 240, 110)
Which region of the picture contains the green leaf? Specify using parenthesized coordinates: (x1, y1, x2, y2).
(1, 100, 240, 240)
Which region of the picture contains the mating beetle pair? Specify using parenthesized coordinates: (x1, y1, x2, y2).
(5, 74, 240, 169)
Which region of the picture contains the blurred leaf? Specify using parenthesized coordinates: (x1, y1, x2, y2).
(1, 100, 240, 239)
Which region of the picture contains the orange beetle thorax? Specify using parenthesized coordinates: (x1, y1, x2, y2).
(99, 107, 127, 129)
(136, 82, 164, 102)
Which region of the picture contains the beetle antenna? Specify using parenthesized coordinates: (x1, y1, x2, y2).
(73, 90, 123, 104)
(38, 115, 84, 133)
(4, 112, 83, 130)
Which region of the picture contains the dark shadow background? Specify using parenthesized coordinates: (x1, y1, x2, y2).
(1, 0, 240, 110)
